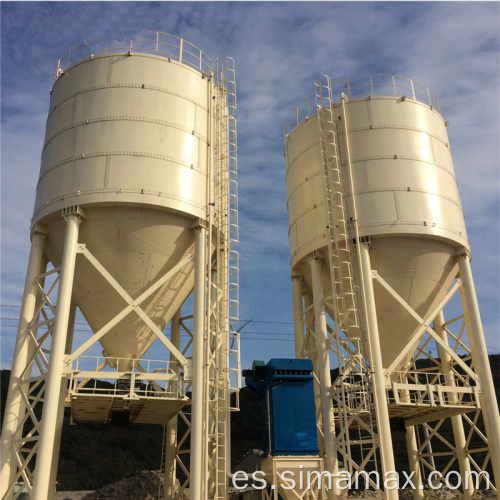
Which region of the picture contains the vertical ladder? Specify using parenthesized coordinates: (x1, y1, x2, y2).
(158, 424, 169, 499)
(314, 76, 358, 332)
(314, 75, 380, 481)
(211, 56, 240, 500)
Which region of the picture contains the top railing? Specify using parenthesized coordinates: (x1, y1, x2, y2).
(54, 30, 213, 82)
(284, 74, 442, 138)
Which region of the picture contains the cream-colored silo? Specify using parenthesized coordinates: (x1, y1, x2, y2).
(285, 75, 499, 498)
(1, 32, 239, 500)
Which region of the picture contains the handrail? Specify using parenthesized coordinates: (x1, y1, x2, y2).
(67, 355, 185, 398)
(54, 30, 213, 82)
(284, 74, 442, 138)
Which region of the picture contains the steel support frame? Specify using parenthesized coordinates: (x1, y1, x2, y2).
(292, 273, 382, 497)
(3, 59, 239, 500)
(370, 252, 498, 496)
(163, 308, 183, 499)
(308, 256, 340, 500)
(291, 76, 498, 500)
(1, 228, 49, 500)
(292, 247, 499, 499)
(457, 255, 500, 488)
(0, 208, 198, 500)
(0, 211, 84, 500)
(160, 311, 198, 500)
(358, 244, 398, 500)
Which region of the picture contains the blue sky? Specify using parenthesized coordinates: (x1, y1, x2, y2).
(1, 1, 499, 372)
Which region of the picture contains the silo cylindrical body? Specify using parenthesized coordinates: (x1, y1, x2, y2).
(34, 39, 217, 362)
(285, 76, 468, 368)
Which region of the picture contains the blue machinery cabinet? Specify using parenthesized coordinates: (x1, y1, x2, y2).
(244, 359, 318, 456)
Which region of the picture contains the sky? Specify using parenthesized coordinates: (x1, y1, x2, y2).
(1, 1, 499, 374)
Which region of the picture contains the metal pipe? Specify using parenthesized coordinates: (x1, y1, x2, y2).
(190, 224, 207, 499)
(309, 257, 339, 499)
(291, 276, 305, 358)
(0, 229, 47, 499)
(48, 301, 78, 499)
(359, 243, 398, 500)
(164, 308, 182, 499)
(457, 254, 500, 487)
(32, 213, 82, 500)
(304, 291, 325, 454)
(405, 425, 424, 500)
(435, 310, 473, 499)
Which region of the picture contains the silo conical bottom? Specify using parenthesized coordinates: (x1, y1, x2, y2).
(297, 236, 459, 371)
(43, 206, 204, 363)
(367, 237, 458, 369)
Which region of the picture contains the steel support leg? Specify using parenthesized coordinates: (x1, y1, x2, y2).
(359, 244, 398, 500)
(405, 426, 424, 500)
(309, 257, 339, 499)
(48, 301, 77, 499)
(304, 290, 325, 456)
(435, 310, 474, 499)
(457, 255, 500, 487)
(190, 225, 207, 499)
(0, 229, 47, 499)
(292, 275, 305, 359)
(164, 308, 182, 499)
(32, 213, 82, 500)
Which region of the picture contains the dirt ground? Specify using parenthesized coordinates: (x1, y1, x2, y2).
(77, 471, 188, 500)
(49, 473, 496, 500)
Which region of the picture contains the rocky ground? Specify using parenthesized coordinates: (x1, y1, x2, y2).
(56, 493, 94, 500)
(47, 474, 496, 500)
(347, 490, 497, 499)
(78, 470, 188, 500)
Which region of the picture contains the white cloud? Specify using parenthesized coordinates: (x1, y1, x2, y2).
(1, 2, 498, 371)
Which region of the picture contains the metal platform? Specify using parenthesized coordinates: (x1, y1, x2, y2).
(69, 394, 189, 425)
(334, 402, 478, 429)
(387, 402, 478, 426)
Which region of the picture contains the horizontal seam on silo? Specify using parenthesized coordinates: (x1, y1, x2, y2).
(47, 84, 207, 122)
(287, 161, 459, 204)
(348, 186, 462, 209)
(285, 141, 320, 177)
(288, 187, 463, 229)
(290, 234, 328, 257)
(288, 201, 326, 228)
(337, 95, 442, 117)
(42, 116, 207, 153)
(357, 220, 465, 236)
(32, 188, 204, 219)
(284, 95, 442, 136)
(287, 170, 323, 201)
(336, 124, 449, 147)
(37, 151, 204, 186)
(345, 155, 454, 175)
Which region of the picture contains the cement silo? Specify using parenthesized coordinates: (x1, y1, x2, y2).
(0, 32, 239, 500)
(284, 75, 499, 498)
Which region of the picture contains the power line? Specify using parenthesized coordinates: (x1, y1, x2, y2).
(2, 311, 499, 351)
(0, 306, 294, 326)
(0, 322, 294, 337)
